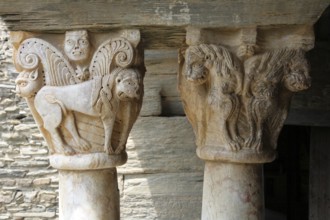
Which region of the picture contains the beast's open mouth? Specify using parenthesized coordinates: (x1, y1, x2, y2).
(117, 90, 139, 101)
(118, 91, 130, 100)
(187, 74, 207, 85)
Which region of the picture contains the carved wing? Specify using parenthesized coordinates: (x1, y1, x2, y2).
(89, 37, 134, 78)
(16, 38, 77, 86)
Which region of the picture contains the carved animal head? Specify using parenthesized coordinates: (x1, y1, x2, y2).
(282, 53, 311, 92)
(15, 69, 44, 98)
(185, 45, 210, 85)
(64, 30, 90, 63)
(115, 68, 141, 101)
(185, 44, 240, 86)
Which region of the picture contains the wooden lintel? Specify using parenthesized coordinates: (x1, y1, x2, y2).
(0, 1, 328, 31)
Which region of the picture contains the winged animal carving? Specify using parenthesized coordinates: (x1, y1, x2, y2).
(15, 30, 143, 155)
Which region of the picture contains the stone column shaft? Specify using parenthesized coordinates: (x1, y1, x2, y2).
(59, 169, 120, 220)
(179, 27, 313, 220)
(202, 162, 264, 220)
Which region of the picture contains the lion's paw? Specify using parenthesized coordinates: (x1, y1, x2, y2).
(63, 146, 76, 155)
(105, 145, 115, 155)
(115, 146, 125, 154)
(244, 136, 254, 148)
(227, 140, 241, 152)
(77, 138, 91, 151)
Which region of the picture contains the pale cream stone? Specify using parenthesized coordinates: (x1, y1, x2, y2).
(178, 27, 312, 220)
(49, 152, 127, 170)
(13, 30, 143, 156)
(59, 169, 119, 220)
(202, 162, 263, 220)
(12, 30, 145, 220)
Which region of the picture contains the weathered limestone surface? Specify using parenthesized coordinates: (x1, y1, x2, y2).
(179, 27, 312, 160)
(119, 117, 203, 219)
(143, 47, 330, 125)
(178, 26, 312, 219)
(1, 7, 330, 218)
(142, 50, 183, 116)
(121, 172, 203, 220)
(0, 23, 59, 220)
(59, 169, 120, 220)
(13, 30, 144, 157)
(11, 28, 145, 220)
(0, 22, 203, 219)
(202, 162, 263, 220)
(118, 117, 203, 174)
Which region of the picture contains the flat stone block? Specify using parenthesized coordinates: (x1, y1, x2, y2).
(118, 117, 203, 174)
(33, 178, 51, 186)
(12, 212, 56, 218)
(10, 161, 49, 168)
(121, 172, 203, 220)
(0, 169, 28, 178)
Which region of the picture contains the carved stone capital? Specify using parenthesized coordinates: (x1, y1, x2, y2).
(179, 27, 312, 163)
(12, 30, 145, 170)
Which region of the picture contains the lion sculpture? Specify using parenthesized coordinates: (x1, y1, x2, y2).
(181, 44, 311, 153)
(184, 44, 244, 151)
(34, 68, 140, 155)
(14, 35, 142, 155)
(243, 49, 311, 151)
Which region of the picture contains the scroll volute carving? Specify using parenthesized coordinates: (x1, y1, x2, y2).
(179, 44, 311, 163)
(13, 30, 145, 157)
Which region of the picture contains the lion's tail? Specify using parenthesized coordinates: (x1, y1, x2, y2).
(44, 94, 68, 116)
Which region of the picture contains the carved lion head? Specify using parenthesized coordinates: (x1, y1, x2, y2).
(185, 44, 240, 86)
(15, 69, 44, 98)
(115, 68, 141, 101)
(282, 53, 311, 92)
(185, 45, 210, 85)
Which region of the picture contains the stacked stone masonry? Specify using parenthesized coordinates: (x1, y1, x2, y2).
(0, 23, 59, 220)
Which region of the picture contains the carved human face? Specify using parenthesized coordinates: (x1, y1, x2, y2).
(64, 30, 90, 63)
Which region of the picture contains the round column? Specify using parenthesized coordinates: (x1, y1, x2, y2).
(50, 152, 127, 220)
(202, 161, 264, 220)
(59, 169, 120, 220)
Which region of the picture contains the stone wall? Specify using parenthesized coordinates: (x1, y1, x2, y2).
(0, 21, 204, 219)
(0, 22, 59, 220)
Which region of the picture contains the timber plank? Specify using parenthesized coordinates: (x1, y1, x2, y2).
(0, 1, 328, 49)
(0, 0, 327, 30)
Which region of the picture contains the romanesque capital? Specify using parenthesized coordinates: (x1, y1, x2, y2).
(12, 29, 145, 170)
(179, 27, 312, 163)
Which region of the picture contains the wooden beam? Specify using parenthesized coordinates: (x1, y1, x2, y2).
(0, 1, 328, 49)
(0, 1, 328, 31)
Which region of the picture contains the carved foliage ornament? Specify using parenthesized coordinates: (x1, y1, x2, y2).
(14, 30, 144, 157)
(179, 44, 311, 162)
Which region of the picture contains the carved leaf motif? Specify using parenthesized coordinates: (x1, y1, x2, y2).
(89, 38, 134, 78)
(16, 38, 77, 86)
